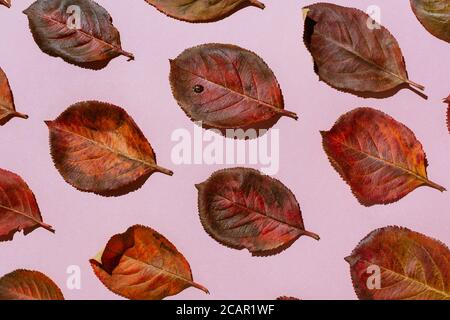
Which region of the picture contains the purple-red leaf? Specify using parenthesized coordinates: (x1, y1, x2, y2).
(24, 0, 134, 70)
(196, 168, 319, 256)
(0, 0, 11, 8)
(170, 43, 297, 134)
(303, 3, 424, 96)
(445, 95, 450, 133)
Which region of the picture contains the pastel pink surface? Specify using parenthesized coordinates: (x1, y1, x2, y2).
(0, 0, 448, 300)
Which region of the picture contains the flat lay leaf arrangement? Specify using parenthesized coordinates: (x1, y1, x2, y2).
(0, 0, 449, 300)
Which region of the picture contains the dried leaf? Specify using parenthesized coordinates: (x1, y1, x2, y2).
(24, 0, 134, 70)
(90, 225, 209, 300)
(0, 168, 54, 241)
(145, 0, 265, 23)
(196, 168, 319, 256)
(346, 226, 450, 300)
(410, 0, 450, 43)
(0, 0, 11, 8)
(170, 44, 297, 135)
(46, 101, 173, 196)
(0, 269, 64, 300)
(303, 3, 424, 96)
(277, 296, 300, 300)
(321, 107, 445, 206)
(0, 67, 28, 126)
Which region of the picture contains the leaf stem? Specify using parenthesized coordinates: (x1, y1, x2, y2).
(12, 111, 29, 120)
(425, 180, 446, 192)
(191, 282, 210, 294)
(303, 230, 320, 241)
(406, 79, 425, 91)
(119, 49, 135, 62)
(279, 109, 298, 120)
(40, 222, 55, 233)
(155, 165, 174, 176)
(249, 0, 265, 9)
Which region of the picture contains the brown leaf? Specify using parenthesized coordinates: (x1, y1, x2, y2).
(24, 0, 134, 70)
(170, 44, 297, 135)
(0, 168, 54, 241)
(46, 101, 173, 196)
(321, 107, 445, 206)
(90, 225, 209, 300)
(0, 67, 28, 126)
(410, 0, 450, 43)
(303, 3, 424, 97)
(346, 226, 450, 300)
(196, 168, 319, 256)
(145, 0, 265, 23)
(0, 0, 11, 8)
(0, 269, 64, 300)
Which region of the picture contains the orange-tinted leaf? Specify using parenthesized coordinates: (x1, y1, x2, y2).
(90, 225, 209, 300)
(277, 296, 300, 300)
(170, 44, 297, 134)
(303, 3, 424, 96)
(196, 168, 319, 256)
(0, 168, 54, 241)
(145, 0, 265, 23)
(0, 269, 64, 300)
(321, 107, 445, 206)
(0, 67, 28, 126)
(0, 0, 11, 8)
(46, 101, 173, 196)
(346, 226, 450, 300)
(410, 0, 450, 43)
(24, 0, 134, 70)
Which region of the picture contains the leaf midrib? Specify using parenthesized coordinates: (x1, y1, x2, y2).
(326, 135, 437, 188)
(360, 258, 450, 299)
(215, 193, 303, 233)
(317, 31, 408, 86)
(49, 125, 158, 172)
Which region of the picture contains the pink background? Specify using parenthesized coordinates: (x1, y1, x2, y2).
(0, 0, 449, 300)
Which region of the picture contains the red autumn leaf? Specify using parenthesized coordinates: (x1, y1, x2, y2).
(303, 3, 424, 96)
(145, 0, 265, 23)
(90, 225, 209, 300)
(0, 0, 11, 8)
(196, 168, 319, 256)
(321, 107, 445, 206)
(24, 0, 134, 70)
(346, 226, 450, 300)
(170, 43, 297, 134)
(46, 101, 173, 196)
(276, 296, 300, 300)
(0, 67, 28, 126)
(410, 0, 450, 43)
(0, 269, 64, 300)
(0, 168, 54, 241)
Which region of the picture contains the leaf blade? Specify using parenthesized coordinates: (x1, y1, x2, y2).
(197, 168, 319, 256)
(47, 101, 172, 196)
(145, 0, 265, 23)
(321, 107, 445, 206)
(90, 225, 208, 300)
(346, 226, 450, 300)
(410, 0, 450, 43)
(0, 68, 28, 126)
(24, 0, 134, 70)
(0, 270, 64, 300)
